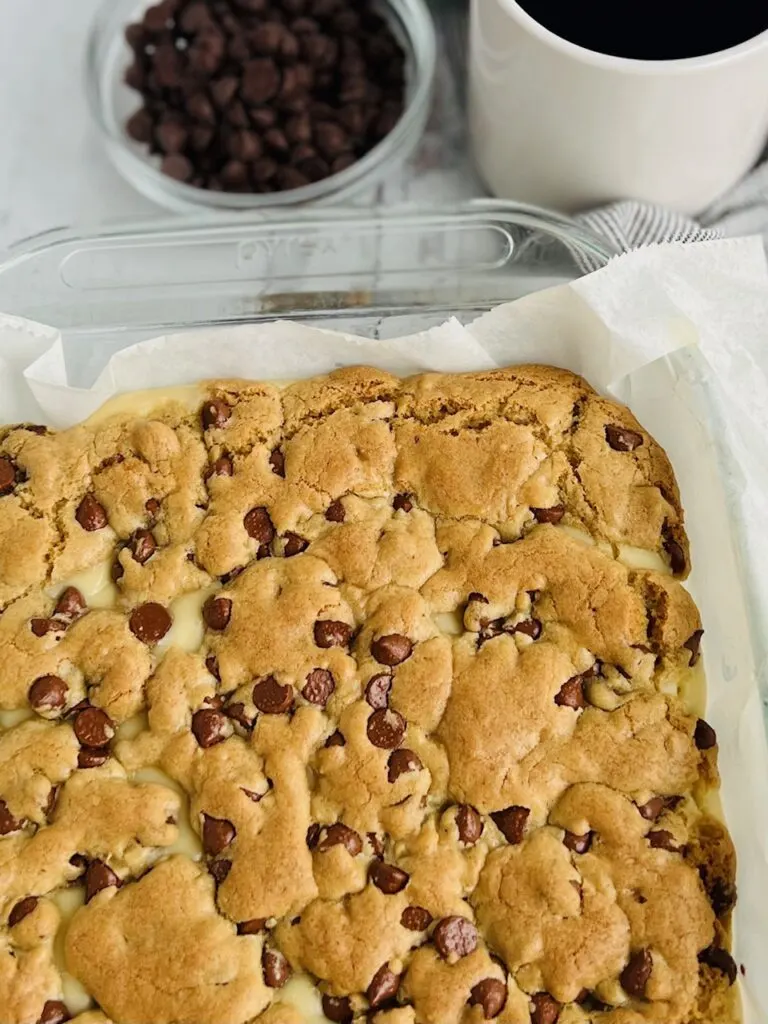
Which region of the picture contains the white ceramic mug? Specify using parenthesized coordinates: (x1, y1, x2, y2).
(468, 0, 768, 214)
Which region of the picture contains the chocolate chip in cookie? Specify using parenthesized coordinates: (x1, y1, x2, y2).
(314, 619, 353, 648)
(322, 995, 353, 1023)
(530, 992, 560, 1024)
(563, 830, 593, 854)
(209, 858, 232, 884)
(387, 748, 422, 783)
(698, 945, 738, 986)
(0, 456, 16, 495)
(252, 676, 294, 714)
(620, 948, 653, 998)
(694, 718, 717, 750)
(269, 448, 286, 477)
(433, 916, 478, 960)
(201, 398, 231, 429)
(192, 707, 230, 747)
(54, 586, 86, 620)
(85, 859, 121, 902)
(401, 905, 432, 931)
(371, 633, 413, 666)
(202, 814, 236, 856)
(78, 747, 110, 769)
(554, 675, 586, 709)
(37, 1001, 71, 1024)
(369, 860, 409, 894)
(263, 947, 292, 988)
(283, 532, 309, 557)
(367, 708, 406, 749)
(469, 978, 507, 1019)
(491, 806, 530, 844)
(367, 963, 400, 1007)
(317, 823, 362, 856)
(203, 594, 232, 630)
(605, 424, 644, 451)
(129, 528, 156, 564)
(456, 804, 484, 846)
(531, 505, 565, 524)
(129, 601, 172, 644)
(683, 629, 704, 667)
(325, 730, 346, 747)
(244, 506, 275, 545)
(647, 829, 681, 852)
(302, 668, 335, 706)
(9, 896, 38, 927)
(365, 674, 392, 709)
(28, 675, 68, 714)
(637, 796, 667, 821)
(393, 493, 413, 513)
(325, 499, 346, 523)
(73, 707, 114, 748)
(76, 493, 108, 531)
(237, 918, 268, 935)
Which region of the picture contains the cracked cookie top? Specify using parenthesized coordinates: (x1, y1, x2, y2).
(0, 367, 737, 1024)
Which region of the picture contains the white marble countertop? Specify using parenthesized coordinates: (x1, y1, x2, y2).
(0, 0, 480, 256)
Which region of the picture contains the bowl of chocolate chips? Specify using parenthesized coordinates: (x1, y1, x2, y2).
(87, 0, 436, 210)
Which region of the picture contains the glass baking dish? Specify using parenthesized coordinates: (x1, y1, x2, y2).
(0, 200, 615, 387)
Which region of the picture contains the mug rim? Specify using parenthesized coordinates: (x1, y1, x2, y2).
(496, 0, 768, 73)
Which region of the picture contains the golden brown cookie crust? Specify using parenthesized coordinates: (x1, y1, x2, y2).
(0, 367, 737, 1024)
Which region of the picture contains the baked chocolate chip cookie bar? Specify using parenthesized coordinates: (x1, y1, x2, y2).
(0, 366, 738, 1024)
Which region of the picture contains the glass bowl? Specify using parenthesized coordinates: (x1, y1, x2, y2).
(86, 0, 436, 213)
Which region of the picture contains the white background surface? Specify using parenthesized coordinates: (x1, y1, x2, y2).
(0, 0, 478, 256)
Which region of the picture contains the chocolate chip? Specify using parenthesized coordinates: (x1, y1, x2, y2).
(370, 860, 409, 894)
(367, 708, 406, 749)
(365, 674, 391, 709)
(325, 730, 345, 747)
(314, 619, 352, 648)
(129, 602, 172, 644)
(306, 823, 321, 849)
(554, 675, 586, 709)
(237, 917, 268, 934)
(209, 858, 232, 884)
(85, 859, 121, 902)
(683, 628, 704, 667)
(605, 424, 644, 451)
(242, 57, 281, 104)
(663, 530, 686, 575)
(637, 796, 666, 821)
(455, 804, 484, 846)
(531, 505, 565, 524)
(201, 400, 231, 432)
(244, 506, 275, 545)
(203, 594, 232, 630)
(325, 499, 345, 522)
(695, 718, 717, 750)
(367, 963, 400, 1007)
(371, 633, 413, 666)
(28, 675, 68, 713)
(253, 676, 294, 714)
(9, 896, 38, 927)
(702, 873, 737, 918)
(647, 829, 681, 852)
(76, 493, 108, 531)
(620, 948, 652, 998)
(530, 993, 560, 1024)
(263, 948, 292, 988)
(563, 831, 593, 854)
(30, 617, 65, 637)
(206, 655, 220, 680)
(225, 702, 254, 731)
(269, 448, 286, 477)
(433, 916, 478, 960)
(368, 832, 385, 858)
(393, 493, 413, 513)
(401, 905, 432, 931)
(698, 945, 738, 985)
(192, 707, 229, 747)
(0, 457, 17, 495)
(302, 668, 335, 706)
(78, 747, 109, 769)
(129, 528, 156, 564)
(469, 978, 507, 1019)
(317, 823, 362, 856)
(284, 532, 309, 557)
(111, 558, 125, 583)
(46, 786, 61, 820)
(511, 618, 542, 640)
(37, 1001, 71, 1024)
(0, 800, 22, 835)
(73, 707, 114, 748)
(387, 748, 422, 783)
(203, 813, 237, 856)
(491, 806, 530, 844)
(322, 995, 353, 1023)
(54, 587, 86, 620)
